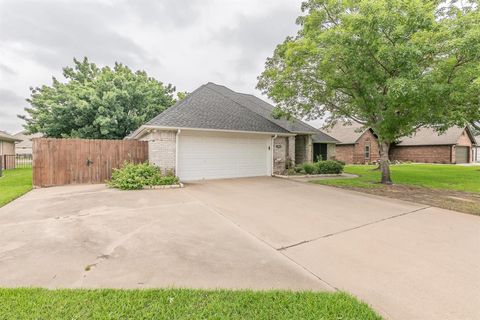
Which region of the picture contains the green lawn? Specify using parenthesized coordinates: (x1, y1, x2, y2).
(0, 288, 381, 319)
(314, 164, 480, 193)
(0, 167, 33, 207)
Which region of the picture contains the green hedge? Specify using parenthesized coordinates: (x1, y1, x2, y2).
(108, 162, 179, 190)
(294, 160, 344, 175)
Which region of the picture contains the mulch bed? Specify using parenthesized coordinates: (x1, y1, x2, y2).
(334, 184, 480, 216)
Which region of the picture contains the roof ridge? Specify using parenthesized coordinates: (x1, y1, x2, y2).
(204, 83, 288, 133)
(146, 84, 207, 125)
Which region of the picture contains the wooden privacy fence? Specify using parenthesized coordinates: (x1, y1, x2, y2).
(33, 138, 148, 187)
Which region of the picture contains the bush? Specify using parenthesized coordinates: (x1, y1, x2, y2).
(108, 162, 179, 190)
(314, 160, 344, 174)
(301, 162, 317, 174)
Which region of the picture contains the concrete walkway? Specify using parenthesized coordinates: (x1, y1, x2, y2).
(0, 177, 479, 320)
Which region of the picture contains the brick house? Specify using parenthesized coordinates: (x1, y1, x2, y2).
(127, 82, 328, 180)
(323, 121, 380, 164)
(474, 135, 480, 162)
(390, 127, 476, 164)
(324, 121, 477, 164)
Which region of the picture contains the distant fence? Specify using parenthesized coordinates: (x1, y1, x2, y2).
(33, 138, 148, 187)
(0, 154, 33, 171)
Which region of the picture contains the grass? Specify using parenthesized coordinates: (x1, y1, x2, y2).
(314, 164, 480, 193)
(0, 288, 381, 319)
(0, 167, 33, 207)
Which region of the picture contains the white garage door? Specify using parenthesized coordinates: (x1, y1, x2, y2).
(177, 131, 272, 181)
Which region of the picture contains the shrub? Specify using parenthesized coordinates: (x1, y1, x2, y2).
(314, 160, 344, 174)
(108, 162, 179, 190)
(301, 162, 317, 174)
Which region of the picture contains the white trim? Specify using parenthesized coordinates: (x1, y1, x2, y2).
(127, 125, 296, 140)
(175, 129, 181, 176)
(271, 134, 277, 176)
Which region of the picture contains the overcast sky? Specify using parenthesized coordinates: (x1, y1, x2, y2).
(0, 0, 324, 134)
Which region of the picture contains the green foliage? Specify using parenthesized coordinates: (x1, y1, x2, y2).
(300, 162, 317, 174)
(257, 0, 480, 182)
(315, 164, 480, 193)
(108, 162, 179, 190)
(0, 288, 381, 320)
(315, 160, 345, 174)
(294, 160, 344, 175)
(20, 57, 178, 139)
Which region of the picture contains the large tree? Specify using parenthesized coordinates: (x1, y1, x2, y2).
(258, 0, 480, 184)
(20, 57, 177, 140)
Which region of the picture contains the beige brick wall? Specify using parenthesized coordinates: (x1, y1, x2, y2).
(141, 130, 176, 173)
(273, 136, 287, 174)
(295, 135, 313, 164)
(327, 143, 336, 160)
(288, 136, 295, 167)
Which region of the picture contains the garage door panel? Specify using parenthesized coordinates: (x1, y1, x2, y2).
(456, 146, 469, 164)
(178, 132, 271, 181)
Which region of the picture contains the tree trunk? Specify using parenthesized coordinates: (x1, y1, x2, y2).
(378, 141, 392, 184)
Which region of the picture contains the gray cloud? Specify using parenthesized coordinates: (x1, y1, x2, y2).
(123, 0, 207, 29)
(214, 7, 300, 73)
(0, 0, 155, 69)
(0, 89, 27, 133)
(0, 63, 16, 75)
(0, 0, 303, 133)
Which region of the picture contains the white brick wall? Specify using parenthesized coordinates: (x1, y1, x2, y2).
(141, 130, 176, 174)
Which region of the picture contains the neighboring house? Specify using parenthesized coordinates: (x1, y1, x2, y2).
(0, 131, 20, 156)
(325, 121, 476, 164)
(0, 131, 21, 170)
(127, 82, 322, 180)
(323, 121, 380, 164)
(474, 135, 480, 162)
(390, 127, 476, 164)
(13, 131, 43, 155)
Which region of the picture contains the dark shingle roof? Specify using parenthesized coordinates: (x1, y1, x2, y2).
(312, 131, 339, 143)
(146, 83, 319, 134)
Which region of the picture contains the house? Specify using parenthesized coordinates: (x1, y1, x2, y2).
(0, 131, 21, 169)
(474, 135, 480, 162)
(324, 121, 476, 164)
(390, 127, 476, 164)
(13, 131, 43, 155)
(323, 121, 380, 164)
(127, 82, 329, 180)
(0, 131, 20, 156)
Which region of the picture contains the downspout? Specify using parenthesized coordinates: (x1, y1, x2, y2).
(271, 134, 277, 176)
(175, 129, 181, 177)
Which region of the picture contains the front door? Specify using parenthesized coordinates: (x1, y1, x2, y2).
(313, 143, 328, 161)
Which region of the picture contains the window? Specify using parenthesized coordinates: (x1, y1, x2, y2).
(365, 144, 370, 160)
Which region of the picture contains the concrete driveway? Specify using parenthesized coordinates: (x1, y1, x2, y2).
(0, 177, 479, 320)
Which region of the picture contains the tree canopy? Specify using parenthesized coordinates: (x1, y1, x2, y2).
(20, 57, 177, 140)
(258, 0, 480, 183)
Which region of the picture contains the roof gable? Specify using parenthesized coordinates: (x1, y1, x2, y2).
(145, 82, 318, 135)
(396, 126, 473, 146)
(0, 130, 21, 142)
(324, 121, 368, 144)
(205, 83, 319, 134)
